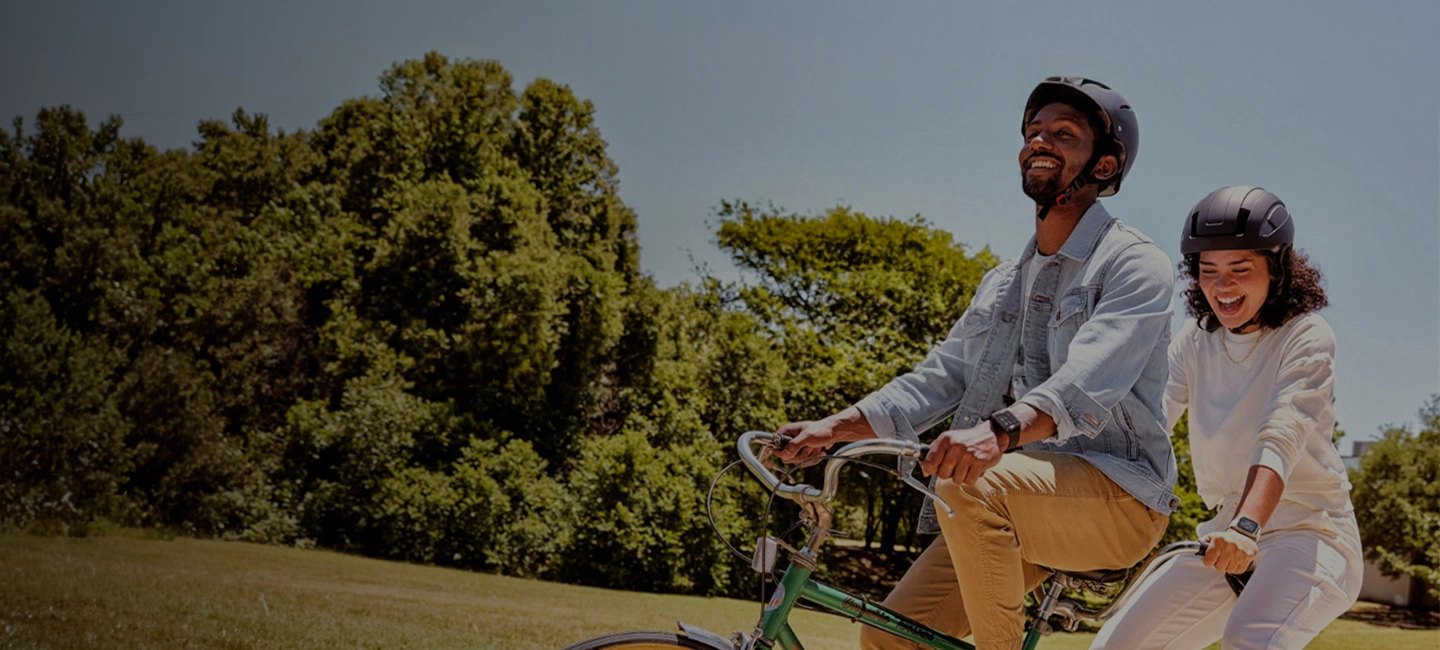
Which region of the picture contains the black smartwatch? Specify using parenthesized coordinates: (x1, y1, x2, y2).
(988, 410, 1023, 452)
(1228, 516, 1262, 541)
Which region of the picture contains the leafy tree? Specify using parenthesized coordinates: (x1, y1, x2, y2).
(0, 289, 131, 534)
(1350, 394, 1440, 599)
(310, 53, 641, 466)
(0, 107, 303, 535)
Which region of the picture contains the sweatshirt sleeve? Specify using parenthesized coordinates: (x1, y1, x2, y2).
(1252, 316, 1336, 482)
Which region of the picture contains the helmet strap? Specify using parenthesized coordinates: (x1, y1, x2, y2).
(1037, 154, 1098, 221)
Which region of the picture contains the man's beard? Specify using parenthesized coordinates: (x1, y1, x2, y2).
(1022, 170, 1064, 205)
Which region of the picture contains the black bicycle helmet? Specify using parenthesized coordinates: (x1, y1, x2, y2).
(1022, 76, 1138, 198)
(1180, 185, 1294, 255)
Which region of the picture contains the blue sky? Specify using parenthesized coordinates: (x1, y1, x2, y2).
(3, 1, 1436, 445)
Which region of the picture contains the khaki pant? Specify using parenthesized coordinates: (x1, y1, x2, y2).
(859, 451, 1168, 650)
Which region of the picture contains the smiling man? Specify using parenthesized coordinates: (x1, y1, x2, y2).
(774, 77, 1179, 649)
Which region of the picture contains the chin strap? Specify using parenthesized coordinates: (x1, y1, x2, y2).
(1035, 152, 1101, 221)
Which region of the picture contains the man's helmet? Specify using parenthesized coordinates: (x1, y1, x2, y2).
(1180, 185, 1294, 255)
(1022, 77, 1138, 197)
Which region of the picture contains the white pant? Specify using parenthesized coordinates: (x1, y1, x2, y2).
(1090, 522, 1362, 650)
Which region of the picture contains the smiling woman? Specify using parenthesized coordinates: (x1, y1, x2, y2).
(1092, 185, 1361, 650)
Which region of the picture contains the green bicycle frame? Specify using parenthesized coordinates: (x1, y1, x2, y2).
(755, 558, 964, 650)
(754, 557, 1050, 650)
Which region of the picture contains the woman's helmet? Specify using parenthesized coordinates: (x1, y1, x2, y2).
(1022, 76, 1138, 197)
(1180, 185, 1294, 255)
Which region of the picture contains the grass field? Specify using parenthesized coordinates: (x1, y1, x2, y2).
(1, 533, 1434, 649)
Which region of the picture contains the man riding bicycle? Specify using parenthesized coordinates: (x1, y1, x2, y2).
(775, 77, 1179, 650)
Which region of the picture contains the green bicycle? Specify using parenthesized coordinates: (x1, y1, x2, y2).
(562, 430, 1225, 650)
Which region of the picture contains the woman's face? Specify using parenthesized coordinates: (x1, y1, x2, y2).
(1198, 249, 1272, 332)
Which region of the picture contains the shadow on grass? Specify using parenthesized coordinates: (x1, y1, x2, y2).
(1340, 603, 1439, 630)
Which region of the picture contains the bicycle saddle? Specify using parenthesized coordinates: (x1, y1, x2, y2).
(1048, 566, 1132, 584)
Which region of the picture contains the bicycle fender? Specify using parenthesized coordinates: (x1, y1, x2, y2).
(678, 621, 739, 650)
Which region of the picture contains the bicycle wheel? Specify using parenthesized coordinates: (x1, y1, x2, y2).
(560, 630, 720, 650)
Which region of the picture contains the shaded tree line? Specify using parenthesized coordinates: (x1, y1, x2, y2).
(0, 53, 994, 596)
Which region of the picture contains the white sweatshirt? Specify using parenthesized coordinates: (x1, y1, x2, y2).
(1166, 312, 1357, 540)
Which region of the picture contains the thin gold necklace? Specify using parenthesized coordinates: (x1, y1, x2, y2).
(1222, 327, 1269, 364)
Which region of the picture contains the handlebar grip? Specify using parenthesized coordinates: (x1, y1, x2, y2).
(1194, 540, 1252, 596)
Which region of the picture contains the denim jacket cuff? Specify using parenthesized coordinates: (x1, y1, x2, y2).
(1018, 393, 1077, 441)
(854, 395, 896, 439)
(1045, 382, 1111, 438)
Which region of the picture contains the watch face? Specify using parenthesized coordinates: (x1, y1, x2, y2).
(1233, 517, 1260, 535)
(991, 410, 1022, 434)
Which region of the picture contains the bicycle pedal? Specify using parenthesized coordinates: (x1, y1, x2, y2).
(827, 529, 850, 539)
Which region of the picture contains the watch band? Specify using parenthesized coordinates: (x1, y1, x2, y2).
(989, 410, 1023, 452)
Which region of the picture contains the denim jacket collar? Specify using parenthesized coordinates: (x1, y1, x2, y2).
(1017, 201, 1116, 267)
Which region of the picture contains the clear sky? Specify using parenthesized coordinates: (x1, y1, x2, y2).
(4, 1, 1436, 446)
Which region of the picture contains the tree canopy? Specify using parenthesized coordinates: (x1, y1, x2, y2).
(1349, 395, 1440, 599)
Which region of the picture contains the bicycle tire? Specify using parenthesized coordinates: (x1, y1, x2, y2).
(560, 630, 721, 650)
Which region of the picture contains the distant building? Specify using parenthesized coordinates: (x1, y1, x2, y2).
(1341, 440, 1438, 610)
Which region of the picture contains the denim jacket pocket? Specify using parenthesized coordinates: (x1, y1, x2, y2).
(1050, 287, 1089, 326)
(1046, 288, 1089, 365)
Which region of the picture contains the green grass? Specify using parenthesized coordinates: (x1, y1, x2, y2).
(0, 533, 1434, 649)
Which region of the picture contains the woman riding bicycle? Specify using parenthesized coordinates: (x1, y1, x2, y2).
(1091, 186, 1363, 649)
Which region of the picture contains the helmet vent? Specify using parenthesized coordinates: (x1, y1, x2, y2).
(1234, 208, 1251, 236)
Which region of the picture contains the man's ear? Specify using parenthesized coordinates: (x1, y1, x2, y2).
(1091, 154, 1120, 182)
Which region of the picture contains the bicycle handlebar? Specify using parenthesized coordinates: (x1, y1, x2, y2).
(736, 431, 950, 514)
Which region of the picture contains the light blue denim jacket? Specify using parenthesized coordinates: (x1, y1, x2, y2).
(855, 202, 1180, 529)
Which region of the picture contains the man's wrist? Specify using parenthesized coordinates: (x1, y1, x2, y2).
(826, 407, 876, 441)
(988, 409, 1023, 451)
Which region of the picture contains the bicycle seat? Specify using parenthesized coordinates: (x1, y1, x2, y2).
(1048, 566, 1131, 584)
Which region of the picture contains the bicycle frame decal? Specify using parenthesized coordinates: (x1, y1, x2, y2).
(765, 583, 785, 611)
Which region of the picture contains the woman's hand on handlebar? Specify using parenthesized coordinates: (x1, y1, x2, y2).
(1198, 529, 1257, 574)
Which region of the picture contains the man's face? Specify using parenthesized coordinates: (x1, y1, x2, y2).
(1019, 102, 1097, 203)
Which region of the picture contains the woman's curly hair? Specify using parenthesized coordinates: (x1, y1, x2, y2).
(1181, 247, 1328, 332)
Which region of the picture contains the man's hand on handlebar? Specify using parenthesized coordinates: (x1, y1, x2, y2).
(921, 422, 1004, 485)
(772, 420, 845, 465)
(773, 407, 876, 465)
